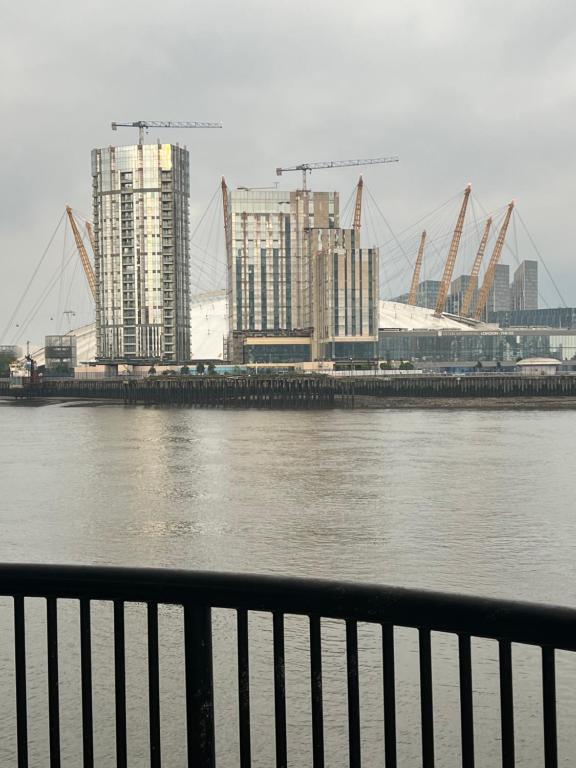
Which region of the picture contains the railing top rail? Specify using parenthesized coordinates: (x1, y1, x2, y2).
(0, 563, 574, 650)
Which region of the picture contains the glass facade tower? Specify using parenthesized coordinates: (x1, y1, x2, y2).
(511, 260, 538, 310)
(225, 188, 379, 361)
(226, 189, 338, 335)
(92, 143, 190, 361)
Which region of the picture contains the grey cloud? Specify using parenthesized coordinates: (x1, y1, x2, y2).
(1, 0, 575, 343)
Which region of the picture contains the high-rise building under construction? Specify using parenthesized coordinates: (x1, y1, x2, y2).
(92, 143, 190, 361)
(224, 187, 379, 361)
(225, 189, 338, 334)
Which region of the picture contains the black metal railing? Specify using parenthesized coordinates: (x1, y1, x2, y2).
(1, 563, 575, 767)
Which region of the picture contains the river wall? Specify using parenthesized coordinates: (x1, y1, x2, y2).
(3, 375, 576, 407)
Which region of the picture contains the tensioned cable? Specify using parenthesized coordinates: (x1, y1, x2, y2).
(12, 244, 79, 345)
(515, 209, 567, 308)
(189, 187, 223, 294)
(1, 211, 66, 344)
(55, 221, 70, 334)
(340, 184, 357, 229)
(375, 190, 462, 251)
(190, 187, 220, 242)
(509, 211, 547, 308)
(363, 186, 410, 266)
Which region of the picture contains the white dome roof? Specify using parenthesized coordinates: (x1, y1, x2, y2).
(378, 300, 478, 331)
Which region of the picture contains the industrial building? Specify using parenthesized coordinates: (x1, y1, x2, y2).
(92, 142, 191, 362)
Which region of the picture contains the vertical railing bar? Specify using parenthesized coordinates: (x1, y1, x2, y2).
(46, 597, 61, 767)
(273, 611, 287, 768)
(542, 646, 557, 768)
(309, 615, 324, 768)
(114, 600, 127, 768)
(498, 639, 515, 768)
(184, 604, 215, 768)
(382, 624, 397, 768)
(237, 608, 252, 768)
(419, 628, 434, 768)
(458, 634, 474, 768)
(14, 595, 28, 768)
(79, 598, 94, 768)
(147, 602, 161, 768)
(346, 619, 361, 768)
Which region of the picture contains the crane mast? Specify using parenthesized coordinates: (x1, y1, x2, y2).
(408, 231, 427, 306)
(434, 184, 472, 316)
(111, 120, 222, 145)
(460, 217, 492, 317)
(275, 156, 399, 191)
(65, 206, 97, 302)
(473, 202, 515, 321)
(353, 176, 363, 230)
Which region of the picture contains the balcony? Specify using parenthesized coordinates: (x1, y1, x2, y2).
(0, 563, 572, 767)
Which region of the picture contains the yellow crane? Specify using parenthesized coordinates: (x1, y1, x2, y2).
(460, 218, 492, 317)
(473, 202, 515, 320)
(434, 184, 472, 316)
(65, 206, 97, 302)
(408, 231, 427, 305)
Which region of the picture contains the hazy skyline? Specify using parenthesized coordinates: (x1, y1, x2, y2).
(1, 0, 575, 345)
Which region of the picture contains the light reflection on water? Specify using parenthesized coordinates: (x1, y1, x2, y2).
(0, 402, 575, 765)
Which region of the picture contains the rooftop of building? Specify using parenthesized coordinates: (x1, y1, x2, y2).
(516, 357, 561, 366)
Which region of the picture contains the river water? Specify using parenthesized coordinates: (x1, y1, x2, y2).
(0, 402, 575, 766)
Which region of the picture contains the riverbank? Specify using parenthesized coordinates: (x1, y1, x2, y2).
(4, 393, 576, 410)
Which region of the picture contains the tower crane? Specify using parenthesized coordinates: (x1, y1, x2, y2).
(434, 184, 471, 317)
(408, 231, 427, 306)
(65, 206, 97, 302)
(473, 202, 515, 321)
(460, 217, 492, 317)
(111, 120, 222, 145)
(275, 156, 399, 192)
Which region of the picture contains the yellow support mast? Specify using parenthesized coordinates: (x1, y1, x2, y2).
(460, 217, 492, 317)
(65, 206, 97, 302)
(434, 184, 471, 316)
(408, 230, 427, 306)
(353, 175, 363, 230)
(473, 202, 514, 321)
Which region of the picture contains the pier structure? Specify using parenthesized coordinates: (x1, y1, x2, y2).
(4, 374, 576, 407)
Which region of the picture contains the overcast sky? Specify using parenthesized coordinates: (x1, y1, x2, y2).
(1, 0, 575, 345)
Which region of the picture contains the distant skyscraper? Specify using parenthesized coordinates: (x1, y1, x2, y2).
(511, 260, 538, 310)
(449, 274, 474, 315)
(92, 143, 190, 361)
(391, 280, 440, 309)
(487, 264, 511, 314)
